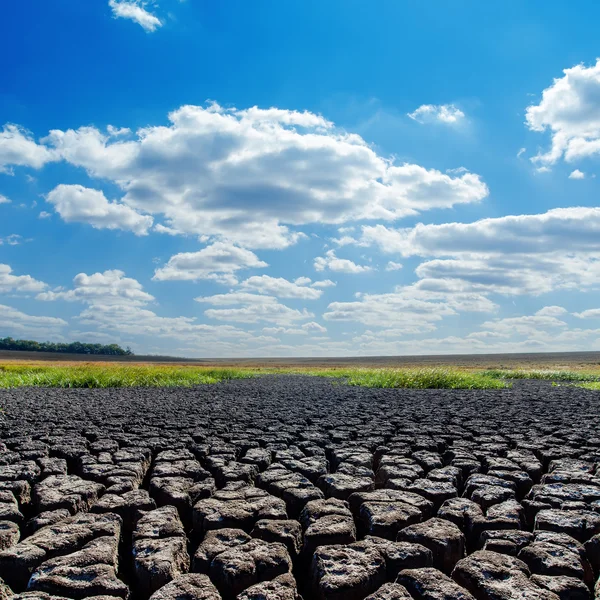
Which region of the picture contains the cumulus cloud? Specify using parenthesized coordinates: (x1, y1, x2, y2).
(2, 104, 488, 248)
(0, 195, 10, 204)
(153, 242, 268, 284)
(408, 104, 465, 125)
(323, 281, 495, 329)
(361, 207, 600, 257)
(527, 59, 600, 166)
(76, 302, 265, 353)
(0, 304, 67, 336)
(314, 250, 373, 273)
(0, 264, 47, 293)
(573, 308, 600, 319)
(302, 321, 327, 333)
(0, 234, 24, 246)
(311, 279, 336, 288)
(385, 261, 403, 271)
(536, 306, 568, 317)
(569, 169, 585, 179)
(0, 125, 57, 173)
(37, 270, 154, 306)
(108, 0, 162, 32)
(359, 206, 600, 296)
(239, 275, 322, 299)
(46, 184, 152, 235)
(196, 292, 313, 325)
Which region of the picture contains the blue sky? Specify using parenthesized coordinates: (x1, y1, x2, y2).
(2, 0, 600, 356)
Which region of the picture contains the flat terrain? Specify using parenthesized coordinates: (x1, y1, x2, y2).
(2, 348, 600, 370)
(0, 376, 598, 598)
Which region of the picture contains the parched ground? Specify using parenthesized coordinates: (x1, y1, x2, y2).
(0, 375, 598, 599)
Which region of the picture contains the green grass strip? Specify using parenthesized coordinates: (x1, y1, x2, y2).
(294, 367, 507, 389)
(574, 382, 600, 390)
(482, 369, 600, 382)
(0, 364, 255, 388)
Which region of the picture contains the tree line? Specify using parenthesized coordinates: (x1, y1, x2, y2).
(0, 337, 134, 356)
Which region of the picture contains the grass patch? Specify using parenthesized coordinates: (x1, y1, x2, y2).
(574, 382, 600, 391)
(482, 369, 600, 382)
(0, 364, 255, 388)
(0, 363, 509, 389)
(292, 367, 507, 389)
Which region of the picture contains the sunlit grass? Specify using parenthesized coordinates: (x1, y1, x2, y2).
(286, 367, 508, 389)
(574, 382, 600, 390)
(482, 368, 600, 382)
(0, 363, 255, 388)
(0, 362, 511, 389)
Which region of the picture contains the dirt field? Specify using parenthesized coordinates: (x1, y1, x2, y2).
(2, 349, 600, 370)
(0, 375, 598, 598)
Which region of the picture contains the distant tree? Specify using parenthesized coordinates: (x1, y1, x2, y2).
(0, 337, 134, 356)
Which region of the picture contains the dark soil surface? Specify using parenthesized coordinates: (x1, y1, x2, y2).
(0, 375, 598, 599)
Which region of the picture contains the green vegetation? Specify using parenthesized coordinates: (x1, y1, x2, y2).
(482, 369, 600, 382)
(574, 382, 600, 391)
(296, 367, 508, 389)
(0, 337, 133, 356)
(0, 364, 254, 388)
(0, 364, 509, 389)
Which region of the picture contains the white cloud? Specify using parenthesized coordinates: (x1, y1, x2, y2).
(314, 250, 373, 273)
(108, 0, 162, 32)
(0, 125, 57, 173)
(153, 242, 268, 284)
(196, 292, 313, 325)
(408, 104, 465, 125)
(46, 184, 152, 235)
(195, 292, 277, 306)
(385, 261, 403, 271)
(536, 305, 568, 317)
(311, 279, 336, 288)
(0, 304, 66, 336)
(0, 264, 47, 293)
(359, 207, 600, 295)
(573, 308, 600, 319)
(0, 195, 10, 204)
(76, 302, 262, 353)
(4, 103, 488, 248)
(526, 59, 600, 166)
(569, 169, 585, 179)
(361, 207, 600, 258)
(480, 315, 567, 337)
(517, 148, 526, 159)
(0, 234, 24, 246)
(302, 321, 327, 333)
(331, 235, 357, 247)
(323, 281, 494, 329)
(239, 275, 322, 299)
(37, 270, 154, 306)
(38, 211, 52, 219)
(294, 277, 312, 285)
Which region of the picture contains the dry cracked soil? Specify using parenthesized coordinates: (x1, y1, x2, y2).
(0, 375, 598, 599)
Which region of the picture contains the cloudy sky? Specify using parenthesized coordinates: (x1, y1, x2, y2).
(2, 1, 600, 357)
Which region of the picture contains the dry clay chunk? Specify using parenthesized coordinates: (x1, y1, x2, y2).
(133, 506, 190, 597)
(397, 518, 465, 574)
(0, 512, 122, 590)
(193, 486, 287, 533)
(149, 573, 222, 599)
(33, 475, 104, 514)
(27, 535, 129, 599)
(209, 538, 292, 598)
(452, 550, 560, 599)
(398, 568, 475, 600)
(311, 541, 386, 600)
